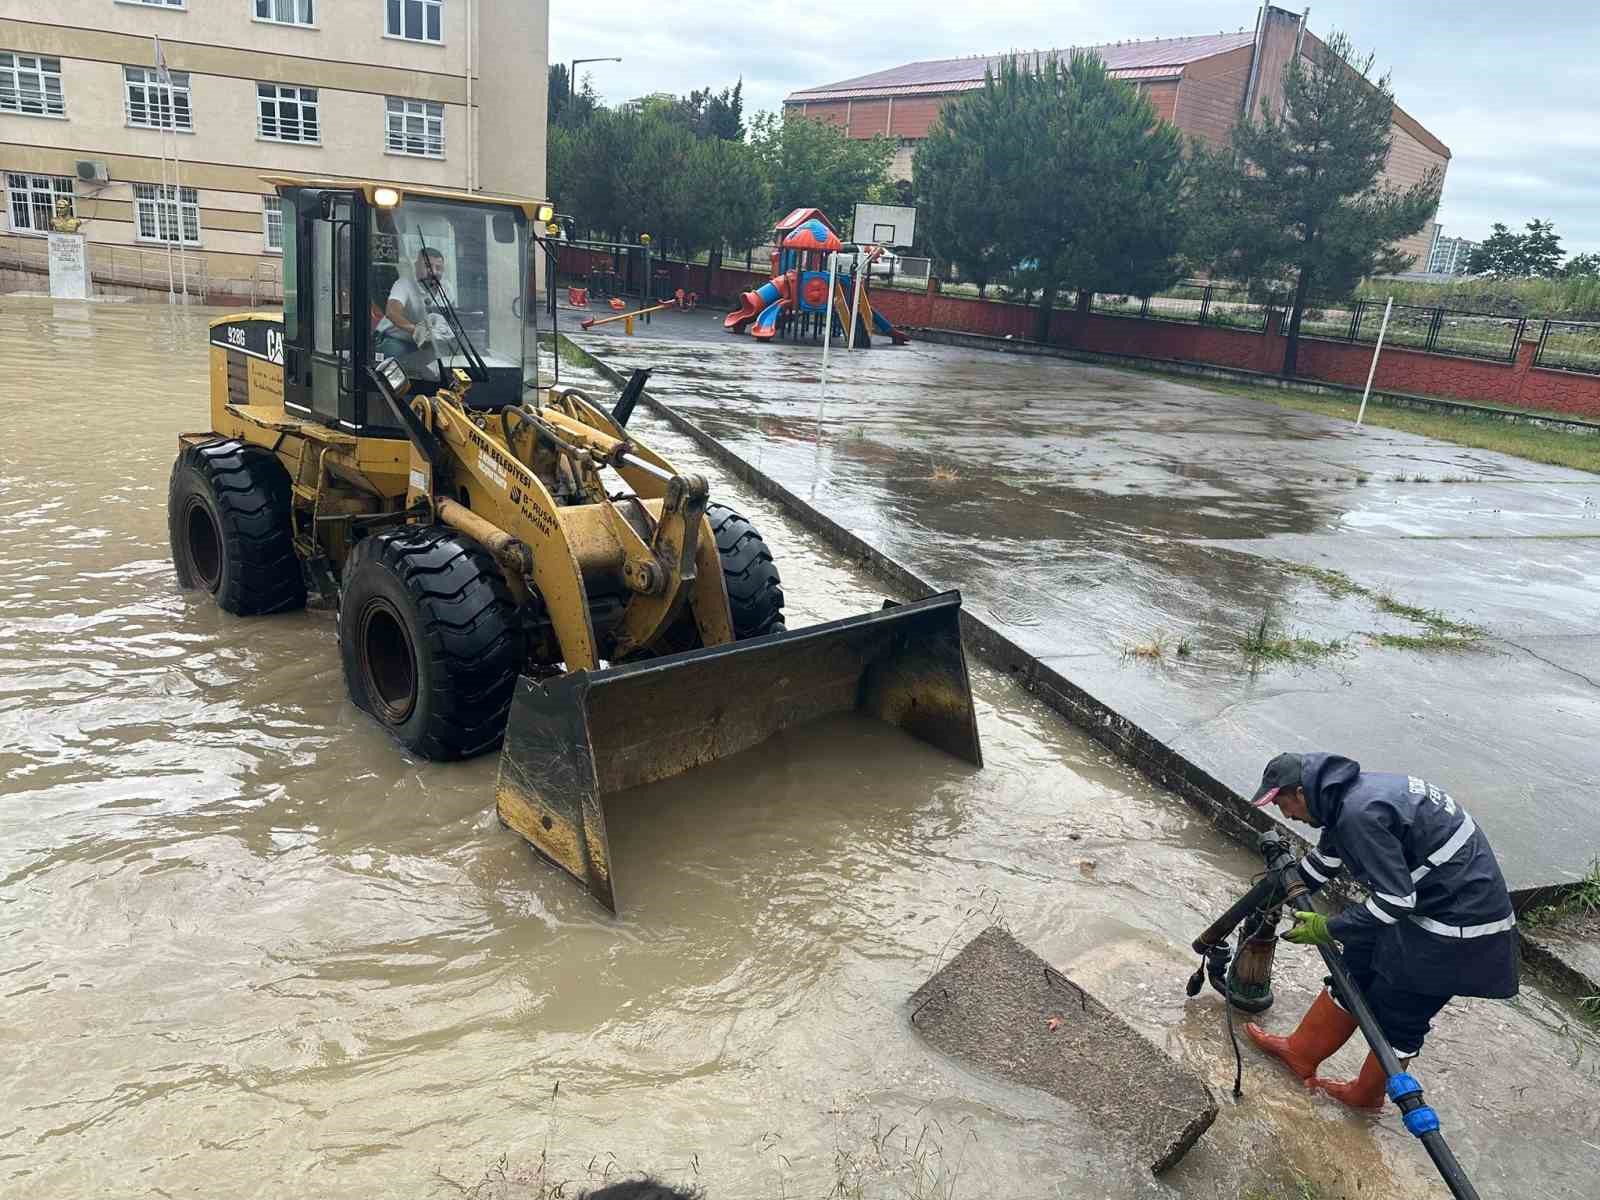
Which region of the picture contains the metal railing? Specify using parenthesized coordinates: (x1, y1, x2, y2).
(1303, 298, 1524, 363)
(1533, 320, 1600, 376)
(0, 231, 228, 302)
(1089, 281, 1271, 333)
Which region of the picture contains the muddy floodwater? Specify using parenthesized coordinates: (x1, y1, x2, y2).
(3, 298, 1598, 1199)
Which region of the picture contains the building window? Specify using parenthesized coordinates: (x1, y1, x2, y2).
(385, 97, 444, 157)
(133, 182, 200, 245)
(118, 0, 186, 8)
(0, 52, 66, 118)
(263, 196, 284, 252)
(6, 173, 75, 234)
(386, 0, 442, 43)
(255, 0, 314, 26)
(124, 65, 192, 130)
(258, 83, 319, 143)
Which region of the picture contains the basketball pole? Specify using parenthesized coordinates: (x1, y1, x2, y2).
(820, 249, 838, 398)
(847, 248, 866, 351)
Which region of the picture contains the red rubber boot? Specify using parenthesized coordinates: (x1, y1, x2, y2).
(1245, 989, 1359, 1079)
(1309, 1051, 1399, 1110)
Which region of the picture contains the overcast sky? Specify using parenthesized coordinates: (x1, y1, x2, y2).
(553, 0, 1600, 256)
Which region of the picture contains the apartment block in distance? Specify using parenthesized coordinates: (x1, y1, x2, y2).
(0, 0, 548, 298)
(787, 4, 1449, 268)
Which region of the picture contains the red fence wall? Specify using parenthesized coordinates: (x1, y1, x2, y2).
(554, 248, 1600, 418)
(869, 286, 1600, 418)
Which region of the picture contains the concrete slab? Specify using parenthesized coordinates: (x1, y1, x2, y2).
(909, 925, 1217, 1174)
(578, 333, 1600, 893)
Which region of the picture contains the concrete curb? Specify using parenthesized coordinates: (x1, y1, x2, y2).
(1517, 928, 1600, 1010)
(907, 326, 1600, 437)
(559, 333, 1598, 1008)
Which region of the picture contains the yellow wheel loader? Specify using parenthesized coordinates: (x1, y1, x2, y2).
(169, 177, 981, 911)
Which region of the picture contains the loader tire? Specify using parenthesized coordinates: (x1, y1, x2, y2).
(707, 503, 785, 638)
(168, 439, 305, 615)
(338, 526, 522, 761)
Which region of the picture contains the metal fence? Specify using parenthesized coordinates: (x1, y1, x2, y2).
(1088, 280, 1271, 333)
(1303, 298, 1525, 364)
(0, 232, 288, 305)
(1533, 320, 1600, 376)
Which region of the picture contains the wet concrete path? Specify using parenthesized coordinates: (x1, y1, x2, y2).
(577, 329, 1600, 895)
(2, 297, 1597, 1198)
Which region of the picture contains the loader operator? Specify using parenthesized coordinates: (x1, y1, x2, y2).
(1244, 751, 1518, 1108)
(375, 247, 455, 377)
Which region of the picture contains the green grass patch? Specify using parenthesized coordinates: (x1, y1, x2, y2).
(1355, 275, 1600, 322)
(1277, 561, 1364, 599)
(1261, 563, 1488, 656)
(1239, 611, 1349, 668)
(1369, 631, 1480, 652)
(1129, 369, 1600, 475)
(1373, 593, 1484, 641)
(1525, 859, 1600, 929)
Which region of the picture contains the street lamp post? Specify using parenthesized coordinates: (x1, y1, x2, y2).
(569, 56, 622, 106)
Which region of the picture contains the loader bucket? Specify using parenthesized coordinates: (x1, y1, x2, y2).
(494, 591, 982, 912)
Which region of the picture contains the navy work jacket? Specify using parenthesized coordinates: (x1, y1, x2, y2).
(1294, 753, 1519, 999)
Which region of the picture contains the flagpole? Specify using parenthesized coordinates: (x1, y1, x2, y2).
(154, 36, 191, 304)
(153, 37, 176, 303)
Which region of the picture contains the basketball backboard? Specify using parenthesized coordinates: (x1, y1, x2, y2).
(851, 203, 917, 250)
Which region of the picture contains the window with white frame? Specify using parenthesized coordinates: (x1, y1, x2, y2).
(256, 0, 314, 26)
(5, 173, 74, 234)
(119, 1, 186, 8)
(124, 65, 192, 130)
(385, 97, 444, 157)
(0, 52, 66, 118)
(133, 182, 201, 245)
(258, 83, 319, 143)
(263, 196, 284, 252)
(386, 0, 442, 42)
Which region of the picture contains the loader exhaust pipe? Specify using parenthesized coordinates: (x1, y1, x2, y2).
(495, 591, 981, 912)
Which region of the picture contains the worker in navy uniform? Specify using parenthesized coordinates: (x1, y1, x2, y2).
(1243, 751, 1519, 1108)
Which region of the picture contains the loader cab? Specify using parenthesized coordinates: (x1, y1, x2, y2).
(272, 178, 538, 435)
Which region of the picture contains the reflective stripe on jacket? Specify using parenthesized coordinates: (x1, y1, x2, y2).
(1291, 753, 1519, 999)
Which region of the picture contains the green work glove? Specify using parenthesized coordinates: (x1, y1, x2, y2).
(1283, 910, 1334, 947)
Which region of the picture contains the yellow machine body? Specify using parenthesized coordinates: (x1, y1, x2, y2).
(180, 177, 981, 913)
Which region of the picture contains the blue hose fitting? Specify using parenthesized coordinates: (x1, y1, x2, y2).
(1387, 1074, 1441, 1137)
(1387, 1072, 1423, 1102)
(1403, 1105, 1441, 1136)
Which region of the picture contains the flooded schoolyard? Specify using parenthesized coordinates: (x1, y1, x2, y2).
(1, 297, 1597, 1199)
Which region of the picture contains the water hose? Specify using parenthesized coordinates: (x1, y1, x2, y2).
(1189, 832, 1483, 1200)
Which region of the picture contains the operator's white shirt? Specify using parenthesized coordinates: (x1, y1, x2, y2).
(376, 274, 453, 339)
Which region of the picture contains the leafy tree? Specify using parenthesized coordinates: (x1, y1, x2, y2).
(676, 136, 770, 290)
(1188, 30, 1440, 376)
(1521, 219, 1564, 276)
(914, 51, 1188, 338)
(689, 80, 745, 141)
(548, 64, 600, 130)
(1466, 219, 1566, 278)
(749, 110, 893, 231)
(1465, 223, 1522, 278)
(1562, 251, 1600, 279)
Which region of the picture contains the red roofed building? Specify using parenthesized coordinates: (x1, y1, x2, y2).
(785, 5, 1448, 265)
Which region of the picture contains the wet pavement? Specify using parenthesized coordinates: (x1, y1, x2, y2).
(4, 296, 1599, 1199)
(576, 330, 1600, 897)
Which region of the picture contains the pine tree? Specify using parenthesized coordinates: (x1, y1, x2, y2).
(914, 51, 1188, 340)
(1189, 30, 1440, 376)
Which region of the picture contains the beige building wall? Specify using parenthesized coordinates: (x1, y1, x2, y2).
(0, 3, 547, 298)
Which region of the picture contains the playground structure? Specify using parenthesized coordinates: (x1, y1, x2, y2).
(724, 208, 909, 347)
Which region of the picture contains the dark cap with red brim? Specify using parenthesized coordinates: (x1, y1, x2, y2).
(1251, 752, 1304, 807)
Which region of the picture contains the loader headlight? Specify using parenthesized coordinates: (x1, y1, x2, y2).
(537, 203, 555, 223)
(374, 187, 401, 209)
